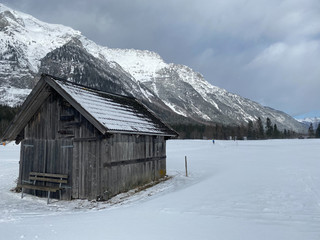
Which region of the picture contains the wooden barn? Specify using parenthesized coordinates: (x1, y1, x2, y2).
(2, 74, 177, 201)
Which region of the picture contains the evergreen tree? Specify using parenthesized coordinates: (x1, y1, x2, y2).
(283, 129, 288, 138)
(273, 124, 280, 138)
(257, 117, 264, 139)
(0, 105, 20, 138)
(315, 123, 320, 138)
(236, 125, 245, 140)
(247, 120, 254, 140)
(215, 124, 223, 139)
(266, 118, 273, 138)
(308, 123, 314, 138)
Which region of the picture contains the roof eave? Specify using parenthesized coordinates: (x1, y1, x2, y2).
(107, 129, 177, 137)
(133, 99, 179, 137)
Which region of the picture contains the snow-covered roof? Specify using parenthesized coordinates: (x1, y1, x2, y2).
(1, 74, 177, 142)
(51, 77, 176, 136)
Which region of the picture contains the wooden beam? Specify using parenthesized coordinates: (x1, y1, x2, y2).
(103, 156, 166, 168)
(29, 172, 68, 179)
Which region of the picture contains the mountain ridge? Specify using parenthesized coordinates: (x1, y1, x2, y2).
(0, 3, 306, 133)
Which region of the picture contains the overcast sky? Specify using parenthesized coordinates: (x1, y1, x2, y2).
(3, 0, 320, 117)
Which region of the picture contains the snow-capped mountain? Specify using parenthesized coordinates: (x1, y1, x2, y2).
(0, 3, 306, 133)
(0, 3, 81, 105)
(296, 117, 320, 129)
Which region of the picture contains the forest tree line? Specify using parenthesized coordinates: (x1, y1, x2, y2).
(308, 122, 320, 138)
(1, 104, 319, 140)
(172, 117, 320, 140)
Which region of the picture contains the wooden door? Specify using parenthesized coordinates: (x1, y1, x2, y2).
(72, 140, 100, 200)
(20, 139, 73, 199)
(19, 139, 35, 185)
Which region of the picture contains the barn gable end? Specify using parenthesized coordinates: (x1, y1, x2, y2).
(2, 74, 177, 201)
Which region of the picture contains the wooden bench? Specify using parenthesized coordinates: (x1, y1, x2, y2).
(19, 172, 68, 204)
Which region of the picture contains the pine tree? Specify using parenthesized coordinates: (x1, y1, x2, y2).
(266, 118, 273, 138)
(257, 117, 264, 139)
(0, 105, 20, 138)
(283, 129, 288, 138)
(315, 123, 320, 138)
(273, 124, 280, 138)
(247, 120, 254, 140)
(308, 123, 314, 138)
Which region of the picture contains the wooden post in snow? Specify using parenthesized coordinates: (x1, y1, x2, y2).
(185, 156, 188, 177)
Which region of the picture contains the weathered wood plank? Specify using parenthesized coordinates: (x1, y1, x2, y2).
(19, 184, 60, 192)
(72, 141, 80, 199)
(103, 156, 166, 167)
(29, 172, 68, 179)
(29, 176, 68, 184)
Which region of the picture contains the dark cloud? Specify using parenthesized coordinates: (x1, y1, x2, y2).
(2, 0, 320, 116)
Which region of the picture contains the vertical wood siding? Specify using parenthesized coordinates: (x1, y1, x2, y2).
(19, 90, 168, 201)
(20, 92, 74, 199)
(100, 134, 167, 200)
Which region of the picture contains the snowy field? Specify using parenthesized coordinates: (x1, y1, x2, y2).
(1, 139, 320, 240)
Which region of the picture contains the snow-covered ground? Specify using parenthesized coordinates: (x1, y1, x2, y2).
(1, 139, 320, 240)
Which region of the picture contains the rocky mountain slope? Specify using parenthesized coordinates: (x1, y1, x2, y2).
(0, 3, 306, 133)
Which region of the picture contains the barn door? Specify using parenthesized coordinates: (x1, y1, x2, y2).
(44, 139, 73, 176)
(72, 140, 100, 200)
(20, 139, 73, 199)
(19, 139, 35, 185)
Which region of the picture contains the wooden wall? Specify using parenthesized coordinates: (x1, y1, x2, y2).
(19, 90, 167, 201)
(72, 133, 167, 200)
(100, 134, 166, 200)
(20, 92, 74, 199)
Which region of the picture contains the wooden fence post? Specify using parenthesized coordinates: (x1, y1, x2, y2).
(185, 156, 188, 177)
